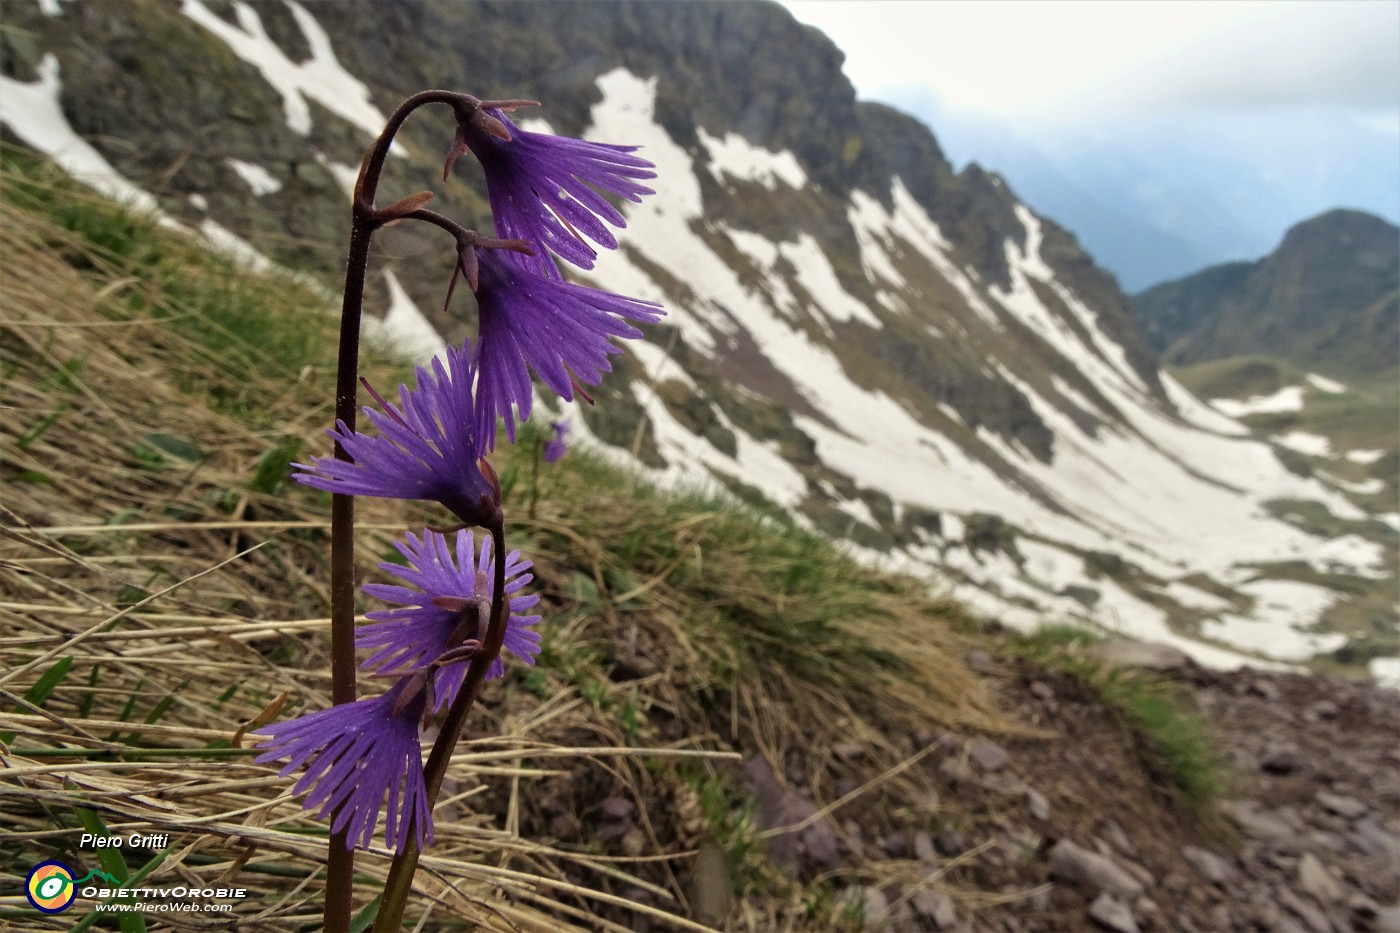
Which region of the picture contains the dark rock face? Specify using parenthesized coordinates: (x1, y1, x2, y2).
(1133, 208, 1400, 373)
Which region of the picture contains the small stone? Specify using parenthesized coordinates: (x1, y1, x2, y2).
(1030, 680, 1055, 700)
(1087, 639, 1190, 671)
(599, 795, 635, 821)
(1182, 845, 1237, 885)
(1297, 852, 1342, 902)
(1309, 699, 1340, 718)
(1374, 904, 1400, 932)
(1315, 790, 1367, 821)
(1088, 893, 1140, 932)
(939, 757, 973, 785)
(1351, 818, 1400, 858)
(968, 739, 1009, 772)
(620, 826, 646, 857)
(1103, 820, 1136, 856)
(1027, 788, 1051, 821)
(914, 830, 938, 864)
(935, 828, 967, 857)
(860, 886, 890, 930)
(1048, 839, 1145, 899)
(980, 771, 1027, 794)
(966, 648, 994, 672)
(1277, 887, 1331, 933)
(911, 889, 958, 929)
(1118, 857, 1155, 891)
(880, 831, 908, 858)
(1223, 800, 1295, 842)
(1260, 743, 1303, 775)
(833, 741, 866, 760)
(1247, 678, 1280, 700)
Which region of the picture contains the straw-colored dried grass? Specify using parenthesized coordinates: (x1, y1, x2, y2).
(1, 161, 1006, 931)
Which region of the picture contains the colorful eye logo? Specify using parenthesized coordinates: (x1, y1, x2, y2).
(26, 861, 77, 914)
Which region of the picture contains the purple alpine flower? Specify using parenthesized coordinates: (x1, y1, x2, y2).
(453, 107, 656, 275)
(253, 678, 431, 853)
(360, 528, 541, 711)
(543, 421, 570, 464)
(292, 343, 500, 527)
(472, 247, 663, 448)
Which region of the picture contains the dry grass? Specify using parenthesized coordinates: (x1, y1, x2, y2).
(1, 159, 1006, 931)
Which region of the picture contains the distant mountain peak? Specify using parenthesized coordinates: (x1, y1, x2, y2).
(1133, 208, 1399, 374)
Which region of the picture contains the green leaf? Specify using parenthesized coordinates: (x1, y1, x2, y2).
(16, 402, 69, 450)
(248, 437, 301, 494)
(0, 655, 73, 743)
(72, 807, 146, 933)
(351, 895, 383, 933)
(142, 432, 203, 462)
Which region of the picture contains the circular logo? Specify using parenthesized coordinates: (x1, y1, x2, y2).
(26, 861, 77, 914)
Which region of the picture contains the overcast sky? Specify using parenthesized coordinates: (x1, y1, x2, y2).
(778, 0, 1400, 131)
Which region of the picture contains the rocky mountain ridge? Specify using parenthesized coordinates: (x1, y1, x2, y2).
(1, 0, 1393, 680)
(1133, 209, 1400, 374)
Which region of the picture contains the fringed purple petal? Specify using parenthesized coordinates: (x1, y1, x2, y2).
(358, 528, 543, 711)
(252, 680, 430, 853)
(291, 344, 494, 526)
(472, 249, 664, 449)
(460, 108, 657, 274)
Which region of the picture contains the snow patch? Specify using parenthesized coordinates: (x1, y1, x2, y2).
(1160, 580, 1233, 613)
(1272, 431, 1332, 457)
(0, 54, 161, 215)
(226, 158, 283, 196)
(1370, 657, 1400, 690)
(1306, 373, 1346, 393)
(1201, 581, 1345, 662)
(313, 153, 358, 199)
(198, 218, 272, 273)
(1346, 449, 1385, 465)
(696, 127, 806, 190)
(1317, 471, 1385, 496)
(1210, 386, 1304, 417)
(365, 270, 447, 361)
(181, 0, 392, 143)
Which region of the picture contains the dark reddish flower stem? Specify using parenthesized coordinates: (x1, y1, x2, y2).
(326, 88, 486, 933)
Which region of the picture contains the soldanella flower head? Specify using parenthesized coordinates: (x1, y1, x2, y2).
(446, 104, 657, 275)
(253, 678, 432, 854)
(359, 528, 541, 711)
(543, 421, 570, 464)
(292, 342, 501, 528)
(471, 247, 663, 449)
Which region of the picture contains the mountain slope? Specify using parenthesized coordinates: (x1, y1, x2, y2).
(0, 0, 1392, 678)
(1134, 208, 1400, 374)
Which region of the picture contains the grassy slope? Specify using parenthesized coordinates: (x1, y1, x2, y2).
(0, 156, 1223, 931)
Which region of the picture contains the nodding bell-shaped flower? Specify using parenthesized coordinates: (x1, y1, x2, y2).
(359, 528, 542, 712)
(292, 343, 501, 529)
(446, 103, 656, 276)
(470, 247, 663, 450)
(253, 677, 432, 853)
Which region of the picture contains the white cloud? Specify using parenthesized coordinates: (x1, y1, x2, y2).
(779, 0, 1399, 125)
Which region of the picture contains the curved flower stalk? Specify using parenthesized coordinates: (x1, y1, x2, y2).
(360, 528, 541, 710)
(472, 247, 664, 448)
(253, 679, 431, 854)
(292, 342, 500, 528)
(450, 106, 657, 275)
